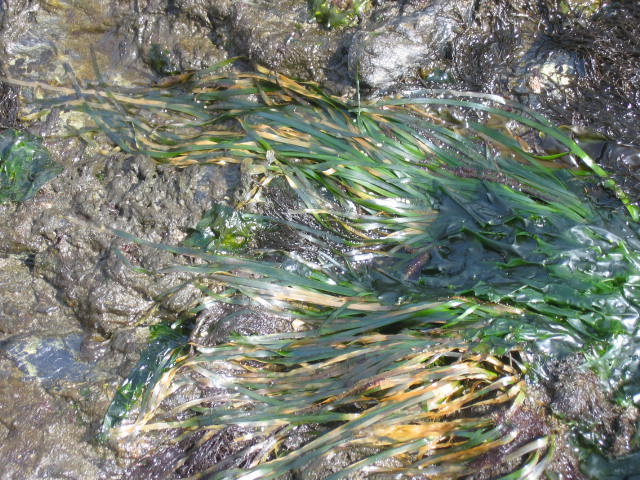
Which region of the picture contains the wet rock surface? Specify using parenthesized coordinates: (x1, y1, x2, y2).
(190, 302, 293, 347)
(1, 137, 238, 333)
(0, 0, 639, 478)
(0, 255, 122, 479)
(0, 356, 118, 479)
(0, 127, 237, 478)
(0, 3, 237, 477)
(0, 0, 225, 85)
(0, 255, 72, 335)
(208, 0, 349, 85)
(349, 0, 473, 90)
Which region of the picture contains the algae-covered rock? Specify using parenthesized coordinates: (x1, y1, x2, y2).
(310, 0, 370, 29)
(0, 128, 61, 203)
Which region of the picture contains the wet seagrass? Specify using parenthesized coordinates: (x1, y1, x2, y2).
(16, 61, 640, 478)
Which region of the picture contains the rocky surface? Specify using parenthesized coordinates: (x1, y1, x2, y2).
(0, 3, 238, 477)
(208, 0, 350, 86)
(0, 354, 117, 479)
(0, 255, 121, 478)
(349, 0, 473, 90)
(0, 0, 638, 479)
(0, 0, 225, 85)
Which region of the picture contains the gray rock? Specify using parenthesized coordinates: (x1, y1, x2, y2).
(349, 0, 473, 90)
(6, 147, 239, 333)
(0, 255, 124, 479)
(207, 0, 350, 86)
(0, 354, 121, 479)
(0, 255, 72, 335)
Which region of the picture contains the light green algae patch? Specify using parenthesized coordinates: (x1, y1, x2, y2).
(0, 128, 62, 203)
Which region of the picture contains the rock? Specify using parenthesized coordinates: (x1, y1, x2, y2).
(0, 356, 120, 479)
(1, 333, 90, 387)
(3, 148, 238, 333)
(0, 255, 124, 479)
(0, 0, 356, 335)
(191, 302, 293, 347)
(348, 0, 473, 90)
(207, 0, 350, 86)
(0, 0, 225, 86)
(0, 3, 240, 473)
(511, 47, 582, 99)
(0, 82, 20, 129)
(0, 255, 72, 334)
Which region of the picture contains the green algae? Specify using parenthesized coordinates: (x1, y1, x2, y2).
(183, 204, 264, 255)
(100, 321, 190, 435)
(309, 0, 370, 28)
(0, 128, 62, 203)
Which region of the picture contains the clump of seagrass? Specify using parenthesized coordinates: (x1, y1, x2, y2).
(11, 61, 640, 478)
(113, 319, 542, 479)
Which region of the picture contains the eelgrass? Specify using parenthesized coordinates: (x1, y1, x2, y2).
(113, 322, 541, 479)
(10, 61, 640, 478)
